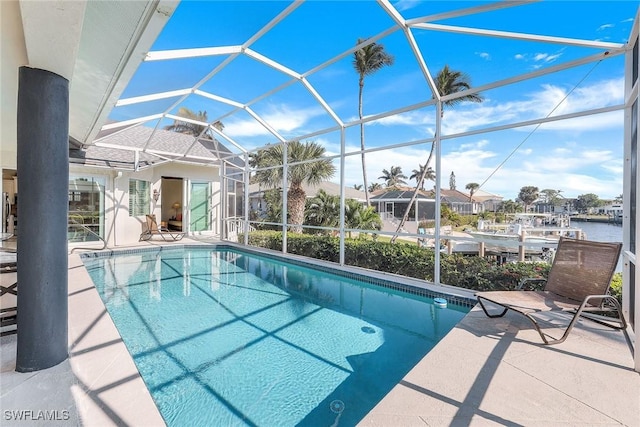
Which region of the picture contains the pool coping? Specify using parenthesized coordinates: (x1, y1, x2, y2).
(80, 242, 478, 310)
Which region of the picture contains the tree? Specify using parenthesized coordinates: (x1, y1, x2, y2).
(368, 182, 383, 193)
(410, 164, 435, 190)
(379, 166, 407, 187)
(576, 193, 602, 213)
(614, 193, 623, 203)
(540, 189, 562, 205)
(498, 199, 523, 214)
(391, 65, 483, 243)
(465, 182, 480, 202)
(354, 38, 394, 207)
(164, 107, 224, 139)
(449, 171, 456, 190)
(250, 140, 336, 233)
(344, 199, 382, 237)
(517, 186, 539, 212)
(353, 184, 363, 191)
(261, 188, 283, 227)
(305, 189, 340, 231)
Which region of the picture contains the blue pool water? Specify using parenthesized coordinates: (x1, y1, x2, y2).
(83, 247, 470, 426)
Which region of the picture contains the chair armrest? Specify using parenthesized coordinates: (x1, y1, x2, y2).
(517, 277, 547, 290)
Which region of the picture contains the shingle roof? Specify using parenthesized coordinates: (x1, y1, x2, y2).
(370, 187, 434, 201)
(70, 125, 244, 170)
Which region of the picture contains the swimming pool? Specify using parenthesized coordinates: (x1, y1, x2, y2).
(82, 246, 471, 426)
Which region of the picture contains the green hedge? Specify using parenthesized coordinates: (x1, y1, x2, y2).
(244, 231, 550, 292)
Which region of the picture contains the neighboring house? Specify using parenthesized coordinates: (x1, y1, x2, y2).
(599, 202, 624, 219)
(369, 187, 503, 219)
(469, 189, 503, 213)
(370, 187, 436, 221)
(248, 181, 366, 217)
(440, 189, 484, 215)
(68, 125, 243, 247)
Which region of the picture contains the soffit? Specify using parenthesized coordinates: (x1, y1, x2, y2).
(18, 0, 178, 146)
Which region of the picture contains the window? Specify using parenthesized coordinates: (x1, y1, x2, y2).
(129, 179, 150, 216)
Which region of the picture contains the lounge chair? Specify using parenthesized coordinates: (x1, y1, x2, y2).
(476, 237, 625, 345)
(140, 214, 185, 242)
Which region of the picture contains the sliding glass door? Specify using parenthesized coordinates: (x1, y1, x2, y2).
(68, 176, 105, 242)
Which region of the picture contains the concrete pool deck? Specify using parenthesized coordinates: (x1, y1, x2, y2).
(1, 239, 638, 426)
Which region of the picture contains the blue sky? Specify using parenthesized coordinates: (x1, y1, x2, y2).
(109, 1, 638, 201)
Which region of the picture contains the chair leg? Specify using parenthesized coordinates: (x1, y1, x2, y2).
(528, 296, 627, 345)
(578, 297, 627, 330)
(477, 296, 508, 318)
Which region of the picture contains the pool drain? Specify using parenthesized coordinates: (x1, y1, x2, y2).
(330, 400, 345, 414)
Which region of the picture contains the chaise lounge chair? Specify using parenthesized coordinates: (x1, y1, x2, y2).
(140, 214, 185, 242)
(476, 237, 625, 345)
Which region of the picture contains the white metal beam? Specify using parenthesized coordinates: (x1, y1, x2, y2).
(244, 48, 301, 79)
(300, 77, 344, 126)
(412, 23, 626, 51)
(145, 45, 242, 61)
(116, 89, 192, 106)
(99, 114, 163, 131)
(405, 1, 537, 26)
(193, 90, 245, 109)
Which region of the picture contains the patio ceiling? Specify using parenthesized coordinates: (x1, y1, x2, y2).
(89, 0, 633, 171)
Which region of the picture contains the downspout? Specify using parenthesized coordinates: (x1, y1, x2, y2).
(113, 170, 122, 246)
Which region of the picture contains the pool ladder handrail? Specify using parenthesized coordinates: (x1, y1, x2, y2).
(68, 219, 107, 253)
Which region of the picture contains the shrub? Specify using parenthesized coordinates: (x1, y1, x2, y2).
(610, 272, 622, 303)
(242, 231, 551, 292)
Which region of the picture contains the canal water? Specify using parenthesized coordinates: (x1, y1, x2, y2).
(573, 221, 623, 272)
(575, 221, 623, 243)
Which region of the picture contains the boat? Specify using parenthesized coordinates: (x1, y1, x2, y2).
(451, 213, 585, 261)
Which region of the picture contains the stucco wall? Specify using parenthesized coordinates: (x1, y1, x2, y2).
(1, 1, 27, 172)
(70, 162, 222, 246)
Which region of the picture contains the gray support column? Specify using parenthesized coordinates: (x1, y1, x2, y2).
(16, 67, 69, 372)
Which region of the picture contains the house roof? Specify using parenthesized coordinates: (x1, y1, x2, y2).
(439, 189, 475, 203)
(70, 125, 243, 170)
(470, 189, 504, 202)
(370, 187, 434, 201)
(249, 181, 366, 201)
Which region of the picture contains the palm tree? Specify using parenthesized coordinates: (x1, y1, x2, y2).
(344, 199, 382, 238)
(379, 166, 407, 187)
(465, 182, 480, 202)
(164, 107, 224, 139)
(368, 182, 383, 193)
(391, 65, 483, 243)
(305, 189, 340, 230)
(499, 199, 523, 214)
(410, 164, 435, 190)
(353, 184, 363, 191)
(250, 140, 336, 233)
(354, 38, 394, 207)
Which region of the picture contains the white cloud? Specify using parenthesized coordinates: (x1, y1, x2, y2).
(224, 104, 326, 138)
(393, 0, 421, 12)
(515, 51, 564, 69)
